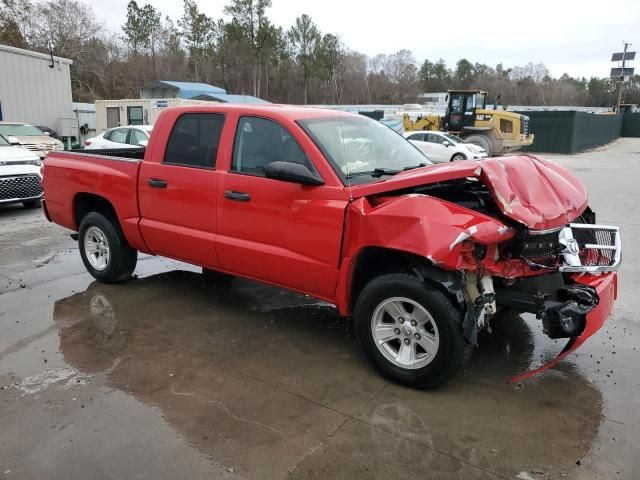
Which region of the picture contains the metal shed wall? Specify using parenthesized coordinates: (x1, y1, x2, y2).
(0, 44, 73, 129)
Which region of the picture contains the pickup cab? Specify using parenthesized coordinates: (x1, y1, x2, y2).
(42, 105, 621, 388)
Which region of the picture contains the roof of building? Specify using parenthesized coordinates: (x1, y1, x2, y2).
(0, 44, 73, 65)
(141, 81, 227, 99)
(191, 93, 270, 104)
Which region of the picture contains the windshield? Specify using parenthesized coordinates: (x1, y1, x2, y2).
(298, 116, 431, 183)
(0, 124, 45, 137)
(0, 134, 9, 146)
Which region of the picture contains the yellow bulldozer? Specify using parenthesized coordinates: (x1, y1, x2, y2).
(403, 90, 534, 156)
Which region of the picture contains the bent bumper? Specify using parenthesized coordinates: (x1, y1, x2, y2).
(511, 272, 618, 382)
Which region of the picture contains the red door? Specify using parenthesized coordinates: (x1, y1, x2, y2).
(138, 112, 225, 268)
(216, 116, 348, 301)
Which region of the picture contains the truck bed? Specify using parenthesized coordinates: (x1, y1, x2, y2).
(43, 148, 147, 251)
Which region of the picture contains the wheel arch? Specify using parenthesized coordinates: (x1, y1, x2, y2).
(73, 192, 120, 231)
(347, 246, 467, 316)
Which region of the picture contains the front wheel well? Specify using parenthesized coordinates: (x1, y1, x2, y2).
(73, 193, 118, 231)
(349, 247, 464, 314)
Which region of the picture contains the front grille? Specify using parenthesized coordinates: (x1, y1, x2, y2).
(0, 175, 43, 201)
(561, 224, 620, 271)
(519, 223, 621, 272)
(519, 229, 562, 268)
(22, 144, 54, 151)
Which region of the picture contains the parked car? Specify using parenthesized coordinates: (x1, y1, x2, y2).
(0, 134, 43, 208)
(405, 130, 488, 162)
(42, 105, 620, 389)
(0, 122, 64, 159)
(84, 125, 153, 149)
(36, 126, 61, 140)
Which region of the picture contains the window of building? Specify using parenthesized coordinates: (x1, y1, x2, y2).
(127, 106, 144, 126)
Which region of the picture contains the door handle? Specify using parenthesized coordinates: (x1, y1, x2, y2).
(148, 178, 167, 188)
(224, 190, 251, 202)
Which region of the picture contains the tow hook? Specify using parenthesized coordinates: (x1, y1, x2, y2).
(537, 286, 599, 339)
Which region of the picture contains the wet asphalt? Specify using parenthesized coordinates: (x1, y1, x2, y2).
(1, 139, 639, 480)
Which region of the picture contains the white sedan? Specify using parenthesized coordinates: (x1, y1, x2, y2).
(405, 131, 487, 163)
(84, 125, 153, 149)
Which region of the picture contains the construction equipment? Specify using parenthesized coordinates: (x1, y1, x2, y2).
(403, 90, 534, 156)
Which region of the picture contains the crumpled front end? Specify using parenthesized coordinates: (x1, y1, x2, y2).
(344, 156, 621, 380)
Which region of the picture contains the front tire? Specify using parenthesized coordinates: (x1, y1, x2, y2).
(450, 153, 467, 162)
(79, 212, 137, 283)
(354, 273, 471, 389)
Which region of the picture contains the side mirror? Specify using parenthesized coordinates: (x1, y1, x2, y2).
(7, 136, 20, 145)
(138, 140, 148, 147)
(43, 131, 51, 136)
(442, 140, 451, 147)
(265, 161, 324, 186)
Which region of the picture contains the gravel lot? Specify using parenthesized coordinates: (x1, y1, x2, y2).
(1, 139, 639, 480)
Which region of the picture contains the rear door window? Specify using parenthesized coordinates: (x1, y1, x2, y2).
(164, 113, 225, 169)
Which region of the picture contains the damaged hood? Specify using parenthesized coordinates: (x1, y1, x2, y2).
(348, 155, 588, 230)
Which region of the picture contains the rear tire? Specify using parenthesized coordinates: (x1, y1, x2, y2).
(78, 211, 137, 283)
(354, 273, 472, 389)
(22, 199, 41, 209)
(464, 135, 492, 157)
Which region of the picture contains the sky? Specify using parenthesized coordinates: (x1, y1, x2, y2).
(88, 0, 639, 79)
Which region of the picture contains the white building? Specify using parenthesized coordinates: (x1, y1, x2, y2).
(0, 44, 74, 132)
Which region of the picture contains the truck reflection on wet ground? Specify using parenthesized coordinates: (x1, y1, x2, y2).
(53, 270, 603, 479)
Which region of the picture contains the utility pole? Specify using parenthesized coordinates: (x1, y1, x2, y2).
(615, 42, 631, 113)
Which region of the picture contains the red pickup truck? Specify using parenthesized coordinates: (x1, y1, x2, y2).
(42, 105, 621, 388)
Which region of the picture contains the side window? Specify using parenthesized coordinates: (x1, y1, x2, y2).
(164, 113, 225, 169)
(407, 133, 424, 141)
(450, 94, 464, 114)
(129, 129, 147, 146)
(232, 116, 311, 176)
(109, 128, 129, 144)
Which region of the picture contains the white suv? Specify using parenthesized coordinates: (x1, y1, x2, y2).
(0, 134, 43, 209)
